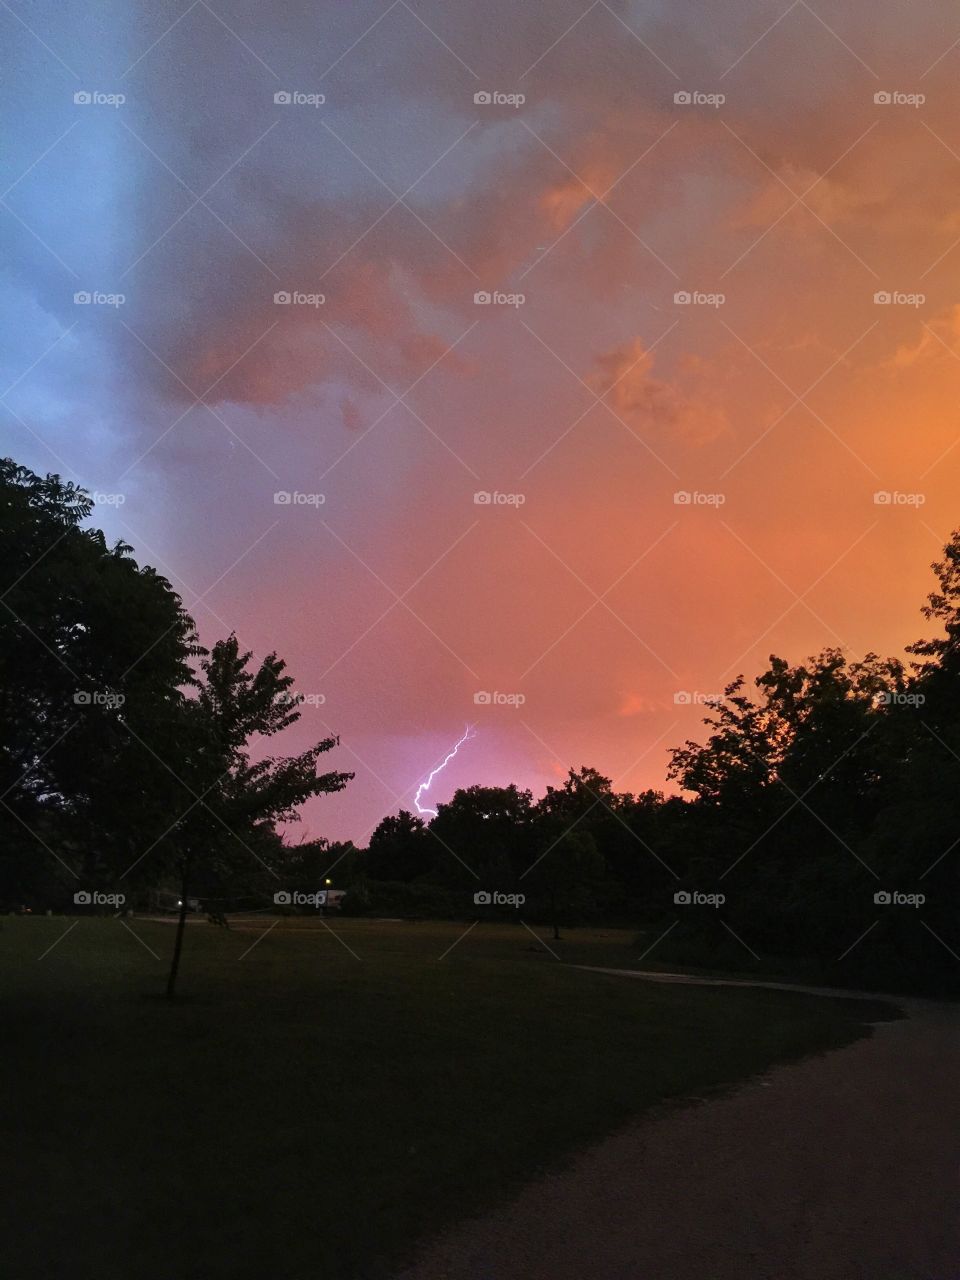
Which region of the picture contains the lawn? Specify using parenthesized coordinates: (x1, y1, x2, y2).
(0, 915, 896, 1279)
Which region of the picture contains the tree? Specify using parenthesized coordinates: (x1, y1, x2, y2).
(663, 651, 909, 960)
(364, 810, 430, 882)
(525, 830, 604, 939)
(535, 767, 661, 911)
(666, 679, 782, 810)
(162, 636, 353, 998)
(428, 784, 534, 889)
(0, 458, 199, 906)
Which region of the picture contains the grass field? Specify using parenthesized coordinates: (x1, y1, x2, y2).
(0, 915, 897, 1280)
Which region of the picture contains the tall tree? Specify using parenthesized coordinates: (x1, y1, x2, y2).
(0, 458, 198, 905)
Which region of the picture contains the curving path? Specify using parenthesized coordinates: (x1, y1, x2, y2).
(395, 972, 959, 1280)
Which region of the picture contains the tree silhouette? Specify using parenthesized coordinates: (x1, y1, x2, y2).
(163, 636, 352, 998)
(0, 458, 198, 906)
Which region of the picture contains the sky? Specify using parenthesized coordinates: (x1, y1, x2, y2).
(4, 0, 960, 844)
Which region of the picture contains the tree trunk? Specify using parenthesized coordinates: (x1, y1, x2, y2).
(551, 888, 561, 941)
(165, 857, 191, 1000)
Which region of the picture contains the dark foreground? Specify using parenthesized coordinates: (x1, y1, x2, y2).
(1, 917, 897, 1279)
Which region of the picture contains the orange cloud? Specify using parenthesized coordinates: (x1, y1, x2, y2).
(588, 338, 728, 443)
(888, 305, 960, 370)
(540, 160, 619, 232)
(618, 692, 657, 717)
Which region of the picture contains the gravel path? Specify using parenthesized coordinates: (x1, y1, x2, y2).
(395, 974, 959, 1280)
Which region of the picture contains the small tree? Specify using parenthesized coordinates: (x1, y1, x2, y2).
(526, 830, 603, 940)
(164, 636, 352, 998)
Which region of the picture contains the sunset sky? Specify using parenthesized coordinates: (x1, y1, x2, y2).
(5, 0, 960, 842)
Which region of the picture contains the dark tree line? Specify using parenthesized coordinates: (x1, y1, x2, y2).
(4, 457, 959, 995)
(343, 543, 960, 993)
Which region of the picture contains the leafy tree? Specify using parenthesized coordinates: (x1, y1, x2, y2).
(428, 784, 534, 890)
(535, 768, 673, 910)
(667, 680, 782, 810)
(908, 527, 960, 731)
(524, 830, 604, 939)
(364, 810, 430, 882)
(0, 458, 198, 905)
(162, 636, 353, 997)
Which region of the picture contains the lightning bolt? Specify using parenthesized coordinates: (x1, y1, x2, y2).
(414, 725, 476, 817)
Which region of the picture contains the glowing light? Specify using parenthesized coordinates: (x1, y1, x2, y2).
(414, 725, 476, 817)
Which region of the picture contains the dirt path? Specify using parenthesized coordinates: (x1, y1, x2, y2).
(395, 975, 959, 1280)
